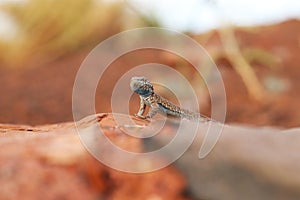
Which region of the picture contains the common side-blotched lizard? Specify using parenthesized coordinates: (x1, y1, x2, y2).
(130, 76, 212, 122)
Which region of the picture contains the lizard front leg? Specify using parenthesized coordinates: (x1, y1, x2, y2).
(146, 103, 160, 118)
(135, 97, 146, 119)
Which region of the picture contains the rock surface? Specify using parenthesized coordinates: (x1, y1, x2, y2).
(1, 113, 300, 200)
(0, 114, 187, 200)
(148, 123, 300, 200)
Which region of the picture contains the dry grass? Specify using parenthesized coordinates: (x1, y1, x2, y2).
(219, 26, 265, 100)
(196, 26, 280, 100)
(0, 0, 124, 68)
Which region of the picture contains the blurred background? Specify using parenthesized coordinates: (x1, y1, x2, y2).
(0, 0, 299, 126)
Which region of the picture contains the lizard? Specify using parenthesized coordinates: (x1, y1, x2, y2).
(130, 76, 212, 122)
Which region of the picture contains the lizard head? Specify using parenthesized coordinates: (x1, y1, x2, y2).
(130, 76, 154, 97)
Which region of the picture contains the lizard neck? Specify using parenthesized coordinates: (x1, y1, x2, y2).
(139, 92, 154, 98)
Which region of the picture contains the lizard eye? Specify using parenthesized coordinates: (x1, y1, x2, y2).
(130, 76, 153, 97)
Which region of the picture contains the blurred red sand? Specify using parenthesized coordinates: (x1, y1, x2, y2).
(0, 20, 299, 127)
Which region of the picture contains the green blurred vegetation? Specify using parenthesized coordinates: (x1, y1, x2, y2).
(0, 0, 158, 68)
